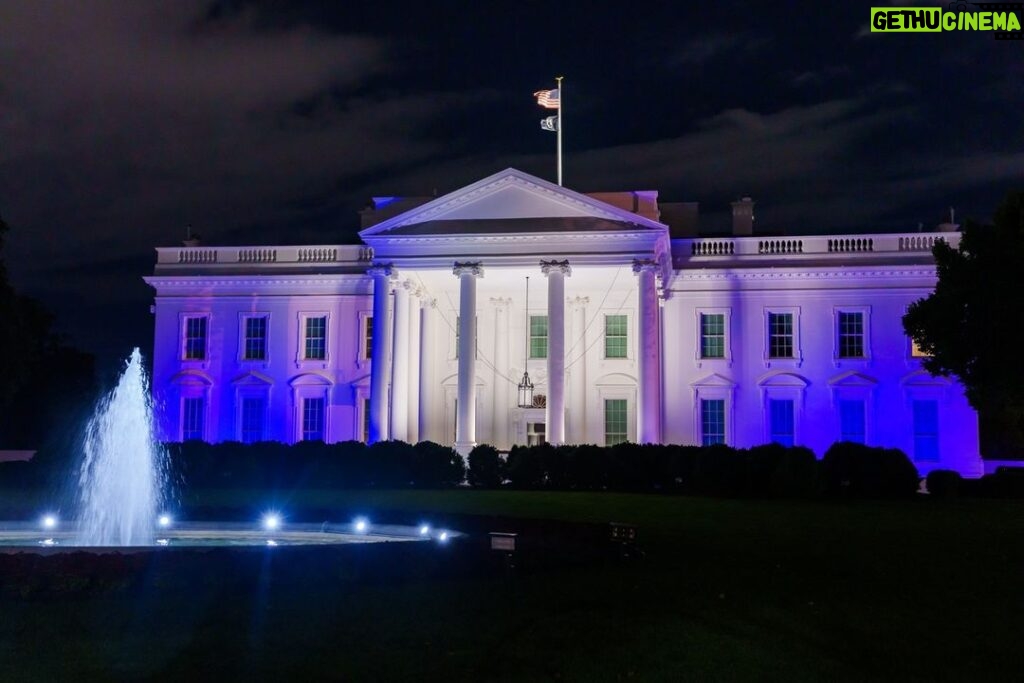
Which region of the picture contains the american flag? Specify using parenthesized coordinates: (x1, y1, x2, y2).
(534, 88, 560, 109)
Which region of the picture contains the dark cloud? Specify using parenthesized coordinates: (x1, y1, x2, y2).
(0, 1, 1021, 368)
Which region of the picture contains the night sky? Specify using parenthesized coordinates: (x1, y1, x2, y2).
(0, 1, 1021, 373)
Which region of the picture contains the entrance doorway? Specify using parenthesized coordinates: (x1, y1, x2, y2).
(526, 421, 546, 446)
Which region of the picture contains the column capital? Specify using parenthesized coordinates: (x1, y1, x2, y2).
(367, 262, 397, 279)
(490, 296, 513, 309)
(540, 259, 571, 276)
(568, 295, 590, 309)
(453, 261, 484, 278)
(401, 279, 423, 297)
(632, 258, 659, 275)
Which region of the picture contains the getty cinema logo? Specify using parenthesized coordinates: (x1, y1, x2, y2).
(871, 3, 1023, 39)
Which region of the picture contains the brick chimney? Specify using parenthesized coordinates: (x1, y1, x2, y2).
(731, 197, 755, 236)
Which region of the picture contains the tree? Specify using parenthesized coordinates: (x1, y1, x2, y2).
(903, 190, 1024, 455)
(0, 213, 96, 449)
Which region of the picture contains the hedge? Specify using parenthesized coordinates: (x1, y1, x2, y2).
(5, 437, 1021, 500)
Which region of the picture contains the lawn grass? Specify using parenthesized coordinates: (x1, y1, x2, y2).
(1, 490, 1022, 681)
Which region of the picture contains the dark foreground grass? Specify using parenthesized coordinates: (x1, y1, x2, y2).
(1, 490, 1022, 682)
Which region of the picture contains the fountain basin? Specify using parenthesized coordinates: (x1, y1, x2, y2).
(0, 521, 457, 553)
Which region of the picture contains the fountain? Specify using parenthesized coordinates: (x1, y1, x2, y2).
(77, 348, 165, 546)
(0, 348, 456, 550)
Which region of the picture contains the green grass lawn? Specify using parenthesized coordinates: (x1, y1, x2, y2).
(1, 490, 1022, 682)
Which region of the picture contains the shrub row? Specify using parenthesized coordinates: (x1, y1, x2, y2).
(165, 440, 465, 490)
(470, 441, 918, 498)
(926, 467, 1024, 498)
(3, 438, 1022, 499)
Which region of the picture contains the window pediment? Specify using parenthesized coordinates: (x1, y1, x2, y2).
(170, 370, 213, 386)
(758, 372, 810, 388)
(691, 373, 736, 388)
(828, 371, 878, 387)
(232, 371, 273, 387)
(288, 372, 334, 388)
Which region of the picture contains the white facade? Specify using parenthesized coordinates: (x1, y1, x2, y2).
(145, 168, 983, 476)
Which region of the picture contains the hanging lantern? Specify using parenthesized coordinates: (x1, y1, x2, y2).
(517, 370, 534, 409)
(517, 276, 535, 408)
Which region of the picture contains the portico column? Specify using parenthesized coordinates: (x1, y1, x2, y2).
(491, 297, 512, 450)
(569, 296, 589, 444)
(454, 262, 483, 456)
(418, 298, 437, 443)
(407, 284, 422, 444)
(389, 281, 411, 442)
(541, 260, 571, 445)
(634, 259, 662, 444)
(367, 263, 395, 443)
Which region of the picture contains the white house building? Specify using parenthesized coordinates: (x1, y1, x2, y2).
(145, 168, 983, 476)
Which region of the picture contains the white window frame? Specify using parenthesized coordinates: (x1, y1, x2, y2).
(911, 398, 941, 463)
(603, 312, 631, 361)
(763, 307, 803, 367)
(238, 312, 271, 365)
(833, 306, 871, 364)
(354, 385, 371, 443)
(357, 311, 373, 367)
(529, 314, 549, 360)
(180, 394, 208, 442)
(596, 386, 637, 444)
(179, 313, 211, 363)
(236, 393, 269, 444)
(692, 384, 734, 446)
(830, 379, 876, 446)
(759, 382, 806, 447)
(694, 308, 732, 366)
(837, 397, 868, 445)
(296, 311, 331, 365)
(901, 373, 950, 464)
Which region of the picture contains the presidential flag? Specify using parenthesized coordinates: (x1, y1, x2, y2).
(540, 116, 558, 132)
(534, 88, 560, 109)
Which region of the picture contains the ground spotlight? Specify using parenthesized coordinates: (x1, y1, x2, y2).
(419, 524, 431, 537)
(438, 531, 449, 543)
(157, 514, 172, 528)
(353, 517, 369, 533)
(40, 514, 57, 530)
(262, 512, 281, 531)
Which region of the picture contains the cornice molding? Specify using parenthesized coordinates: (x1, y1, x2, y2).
(670, 267, 936, 283)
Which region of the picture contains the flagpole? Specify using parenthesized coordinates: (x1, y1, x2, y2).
(556, 75, 563, 186)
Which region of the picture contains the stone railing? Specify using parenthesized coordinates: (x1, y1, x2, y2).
(158, 244, 373, 267)
(675, 232, 958, 263)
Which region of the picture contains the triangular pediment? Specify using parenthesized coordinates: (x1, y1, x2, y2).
(828, 371, 878, 387)
(360, 168, 666, 238)
(232, 371, 274, 386)
(691, 373, 736, 388)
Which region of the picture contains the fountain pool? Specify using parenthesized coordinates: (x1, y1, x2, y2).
(0, 349, 459, 552)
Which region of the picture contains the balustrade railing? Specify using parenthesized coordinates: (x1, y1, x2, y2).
(677, 232, 955, 262)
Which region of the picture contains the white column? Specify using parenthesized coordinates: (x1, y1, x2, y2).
(542, 260, 571, 445)
(367, 264, 395, 443)
(407, 284, 422, 444)
(634, 259, 662, 444)
(491, 297, 512, 450)
(569, 296, 589, 444)
(389, 281, 411, 442)
(418, 298, 437, 443)
(454, 262, 483, 455)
